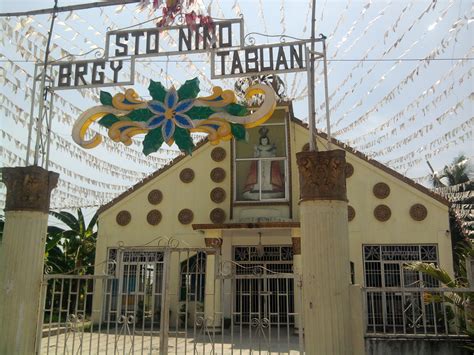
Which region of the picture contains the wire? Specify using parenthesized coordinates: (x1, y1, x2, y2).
(0, 0, 142, 17)
(1, 57, 472, 63)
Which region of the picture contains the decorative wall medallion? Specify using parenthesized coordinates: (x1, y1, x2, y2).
(410, 203, 428, 221)
(345, 163, 354, 178)
(210, 167, 226, 183)
(147, 209, 162, 225)
(180, 168, 195, 183)
(348, 205, 356, 222)
(178, 209, 194, 224)
(292, 237, 301, 255)
(210, 187, 226, 203)
(211, 147, 226, 162)
(210, 208, 226, 224)
(374, 205, 391, 222)
(373, 182, 390, 199)
(116, 210, 131, 226)
(147, 189, 163, 205)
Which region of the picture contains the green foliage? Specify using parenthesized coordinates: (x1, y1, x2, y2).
(187, 106, 215, 120)
(226, 103, 249, 116)
(405, 261, 474, 346)
(177, 77, 200, 100)
(142, 128, 165, 156)
(174, 127, 195, 155)
(98, 113, 119, 128)
(45, 209, 99, 275)
(127, 108, 154, 122)
(148, 80, 167, 102)
(231, 123, 247, 141)
(99, 91, 113, 106)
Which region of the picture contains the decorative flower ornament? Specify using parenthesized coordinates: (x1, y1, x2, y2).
(147, 87, 194, 143)
(72, 77, 277, 156)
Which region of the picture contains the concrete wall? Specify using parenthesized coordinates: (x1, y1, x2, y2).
(96, 109, 453, 283)
(365, 338, 472, 355)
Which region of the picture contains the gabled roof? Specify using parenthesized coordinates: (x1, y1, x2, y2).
(98, 102, 449, 215)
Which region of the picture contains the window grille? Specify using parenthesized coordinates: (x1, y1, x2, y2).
(363, 244, 440, 334)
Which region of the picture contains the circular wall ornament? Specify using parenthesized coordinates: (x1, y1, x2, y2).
(180, 168, 195, 183)
(410, 203, 428, 221)
(210, 187, 226, 203)
(210, 167, 226, 183)
(348, 205, 356, 222)
(147, 189, 163, 205)
(374, 205, 391, 222)
(373, 182, 390, 199)
(210, 208, 226, 224)
(211, 147, 226, 162)
(116, 210, 131, 226)
(178, 209, 194, 224)
(345, 163, 354, 178)
(147, 210, 162, 225)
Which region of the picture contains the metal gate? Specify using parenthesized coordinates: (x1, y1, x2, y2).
(38, 242, 304, 354)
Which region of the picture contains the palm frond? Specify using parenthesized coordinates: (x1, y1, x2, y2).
(49, 210, 80, 231)
(405, 262, 456, 288)
(86, 212, 99, 235)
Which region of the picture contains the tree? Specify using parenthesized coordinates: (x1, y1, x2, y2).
(405, 262, 473, 349)
(430, 154, 473, 278)
(45, 209, 98, 275)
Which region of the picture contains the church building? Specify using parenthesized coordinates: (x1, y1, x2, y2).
(93, 101, 452, 339)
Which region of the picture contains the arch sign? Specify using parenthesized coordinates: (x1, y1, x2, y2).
(60, 18, 317, 155)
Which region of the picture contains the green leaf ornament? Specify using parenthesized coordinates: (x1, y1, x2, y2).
(99, 91, 113, 106)
(142, 128, 165, 156)
(177, 77, 200, 100)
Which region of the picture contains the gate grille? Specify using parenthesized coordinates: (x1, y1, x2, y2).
(39, 245, 304, 354)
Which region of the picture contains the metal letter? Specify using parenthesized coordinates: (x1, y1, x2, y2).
(57, 63, 72, 87)
(91, 61, 105, 85)
(218, 22, 232, 48)
(74, 62, 88, 86)
(146, 29, 159, 54)
(245, 48, 259, 73)
(131, 31, 144, 55)
(260, 47, 274, 71)
(216, 51, 229, 76)
(275, 46, 289, 70)
(115, 33, 128, 57)
(110, 60, 123, 83)
(230, 50, 243, 75)
(179, 28, 192, 51)
(290, 44, 303, 69)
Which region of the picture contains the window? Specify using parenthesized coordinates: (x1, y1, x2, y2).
(234, 110, 288, 202)
(363, 245, 439, 288)
(363, 245, 440, 334)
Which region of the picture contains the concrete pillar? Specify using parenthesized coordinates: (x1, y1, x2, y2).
(204, 238, 222, 329)
(0, 166, 59, 355)
(296, 150, 352, 354)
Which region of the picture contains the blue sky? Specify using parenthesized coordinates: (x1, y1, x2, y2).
(1, 0, 472, 210)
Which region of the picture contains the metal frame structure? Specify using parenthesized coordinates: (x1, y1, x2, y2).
(38, 243, 304, 354)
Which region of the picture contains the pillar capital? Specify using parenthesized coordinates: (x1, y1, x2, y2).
(291, 237, 301, 255)
(296, 150, 347, 202)
(2, 166, 59, 213)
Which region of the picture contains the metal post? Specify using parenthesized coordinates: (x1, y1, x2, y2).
(322, 37, 332, 150)
(159, 249, 171, 355)
(26, 64, 38, 165)
(308, 0, 318, 152)
(33, 0, 58, 167)
(305, 46, 316, 151)
(44, 83, 55, 169)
